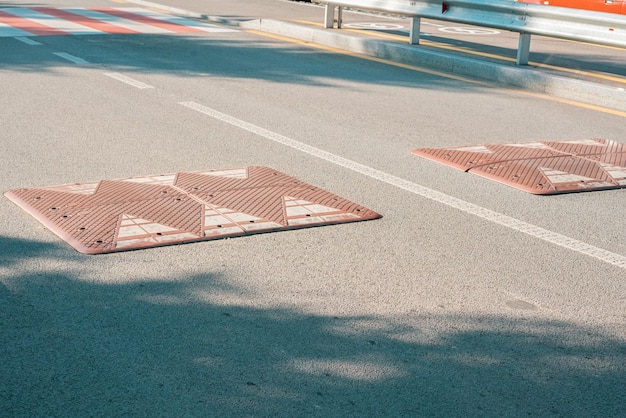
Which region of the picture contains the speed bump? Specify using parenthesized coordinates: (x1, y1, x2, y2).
(4, 167, 381, 254)
(412, 139, 626, 194)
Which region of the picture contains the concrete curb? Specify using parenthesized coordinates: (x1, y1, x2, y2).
(124, 0, 626, 112)
(239, 19, 626, 112)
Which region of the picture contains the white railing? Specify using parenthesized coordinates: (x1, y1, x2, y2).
(316, 0, 626, 64)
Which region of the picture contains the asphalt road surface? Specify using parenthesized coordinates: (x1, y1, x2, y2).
(1, 0, 625, 416)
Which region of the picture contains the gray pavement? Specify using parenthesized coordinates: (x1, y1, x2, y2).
(1, 0, 625, 417)
(127, 0, 626, 110)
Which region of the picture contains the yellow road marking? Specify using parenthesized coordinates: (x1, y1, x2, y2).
(294, 19, 626, 87)
(245, 29, 626, 118)
(245, 29, 492, 85)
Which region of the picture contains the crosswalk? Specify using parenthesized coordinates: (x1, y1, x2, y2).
(0, 7, 236, 37)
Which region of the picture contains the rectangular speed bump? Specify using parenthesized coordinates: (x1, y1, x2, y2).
(4, 167, 381, 254)
(412, 139, 626, 194)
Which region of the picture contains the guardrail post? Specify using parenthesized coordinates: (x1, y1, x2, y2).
(324, 4, 335, 28)
(517, 33, 531, 65)
(409, 16, 421, 45)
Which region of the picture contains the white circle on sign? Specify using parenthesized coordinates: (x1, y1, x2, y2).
(439, 27, 500, 35)
(343, 22, 405, 30)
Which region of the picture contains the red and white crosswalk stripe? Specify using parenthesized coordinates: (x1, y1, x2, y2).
(0, 7, 236, 37)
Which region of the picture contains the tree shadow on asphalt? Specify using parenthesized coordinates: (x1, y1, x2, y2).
(0, 235, 67, 266)
(1, 235, 625, 417)
(0, 33, 487, 90)
(1, 29, 624, 88)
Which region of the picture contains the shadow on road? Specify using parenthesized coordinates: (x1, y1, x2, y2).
(0, 33, 488, 90)
(1, 235, 624, 417)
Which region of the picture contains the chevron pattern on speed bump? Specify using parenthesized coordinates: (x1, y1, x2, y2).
(4, 167, 381, 254)
(412, 138, 626, 194)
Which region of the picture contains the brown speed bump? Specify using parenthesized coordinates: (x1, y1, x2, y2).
(412, 138, 626, 194)
(4, 167, 381, 254)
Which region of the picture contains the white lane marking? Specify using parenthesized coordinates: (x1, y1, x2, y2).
(104, 72, 154, 89)
(53, 52, 89, 64)
(439, 27, 500, 35)
(343, 23, 405, 30)
(121, 7, 236, 32)
(179, 101, 626, 270)
(14, 36, 41, 45)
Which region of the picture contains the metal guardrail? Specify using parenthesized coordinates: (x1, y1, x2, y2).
(316, 0, 626, 65)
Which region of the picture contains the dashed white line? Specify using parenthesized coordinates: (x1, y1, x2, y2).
(53, 52, 89, 64)
(179, 100, 626, 270)
(14, 36, 41, 45)
(104, 72, 154, 89)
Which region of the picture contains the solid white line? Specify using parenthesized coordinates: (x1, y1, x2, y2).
(53, 52, 89, 64)
(179, 100, 626, 270)
(14, 36, 41, 45)
(104, 72, 154, 89)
